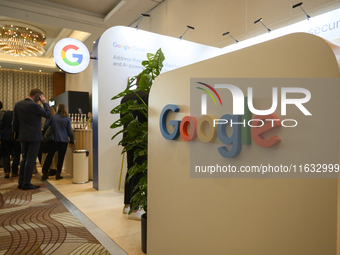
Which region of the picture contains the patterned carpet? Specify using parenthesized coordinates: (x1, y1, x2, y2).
(0, 171, 110, 255)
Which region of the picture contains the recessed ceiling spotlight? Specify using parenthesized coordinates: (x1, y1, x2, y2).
(20, 68, 22, 70)
(39, 70, 41, 72)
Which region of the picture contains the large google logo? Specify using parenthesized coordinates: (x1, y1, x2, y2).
(160, 82, 312, 158)
(53, 38, 90, 74)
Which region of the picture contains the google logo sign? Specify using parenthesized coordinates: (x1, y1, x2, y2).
(113, 42, 145, 52)
(160, 83, 312, 158)
(53, 38, 90, 74)
(61, 45, 83, 66)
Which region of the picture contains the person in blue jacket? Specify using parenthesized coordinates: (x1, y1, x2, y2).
(42, 103, 74, 180)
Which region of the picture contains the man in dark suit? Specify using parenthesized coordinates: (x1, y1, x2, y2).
(13, 88, 51, 190)
(0, 101, 4, 168)
(0, 110, 21, 178)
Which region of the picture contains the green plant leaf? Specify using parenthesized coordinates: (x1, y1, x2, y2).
(111, 89, 134, 100)
(139, 74, 152, 92)
(110, 102, 129, 114)
(110, 113, 134, 129)
(156, 49, 165, 74)
(110, 48, 165, 213)
(146, 53, 154, 61)
(126, 162, 147, 182)
(134, 148, 147, 161)
(111, 128, 125, 140)
(130, 175, 148, 212)
(128, 104, 147, 112)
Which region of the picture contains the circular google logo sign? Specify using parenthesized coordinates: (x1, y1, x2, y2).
(53, 38, 90, 73)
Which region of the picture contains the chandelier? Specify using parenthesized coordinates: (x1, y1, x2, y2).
(0, 22, 46, 57)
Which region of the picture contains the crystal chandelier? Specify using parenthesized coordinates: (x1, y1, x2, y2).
(0, 22, 46, 57)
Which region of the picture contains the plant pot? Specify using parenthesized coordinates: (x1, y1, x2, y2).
(141, 213, 147, 254)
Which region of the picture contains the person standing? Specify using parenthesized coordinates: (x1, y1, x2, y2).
(121, 77, 148, 220)
(84, 111, 92, 129)
(13, 88, 51, 190)
(42, 103, 74, 180)
(0, 101, 4, 120)
(0, 101, 4, 168)
(41, 106, 58, 177)
(0, 111, 21, 178)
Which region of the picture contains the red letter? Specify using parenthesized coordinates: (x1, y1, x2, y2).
(251, 114, 281, 147)
(180, 116, 197, 141)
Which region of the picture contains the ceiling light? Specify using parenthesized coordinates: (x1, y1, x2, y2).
(254, 18, 271, 33)
(292, 2, 310, 20)
(179, 25, 195, 40)
(0, 21, 46, 57)
(222, 31, 238, 44)
(135, 14, 150, 30)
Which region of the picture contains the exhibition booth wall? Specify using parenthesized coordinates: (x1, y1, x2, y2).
(92, 6, 340, 191)
(148, 33, 340, 254)
(88, 9, 340, 253)
(92, 26, 221, 190)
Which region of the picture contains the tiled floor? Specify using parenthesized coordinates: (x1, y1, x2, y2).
(40, 169, 145, 255)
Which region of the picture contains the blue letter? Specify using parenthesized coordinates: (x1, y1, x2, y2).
(159, 104, 181, 140)
(217, 114, 242, 158)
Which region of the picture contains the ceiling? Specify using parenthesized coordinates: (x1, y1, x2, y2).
(0, 0, 163, 73)
(1, 0, 340, 73)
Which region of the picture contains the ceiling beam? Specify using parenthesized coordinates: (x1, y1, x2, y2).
(44, 28, 73, 58)
(104, 0, 126, 23)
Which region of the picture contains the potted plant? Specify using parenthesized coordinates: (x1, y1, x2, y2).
(110, 48, 165, 254)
